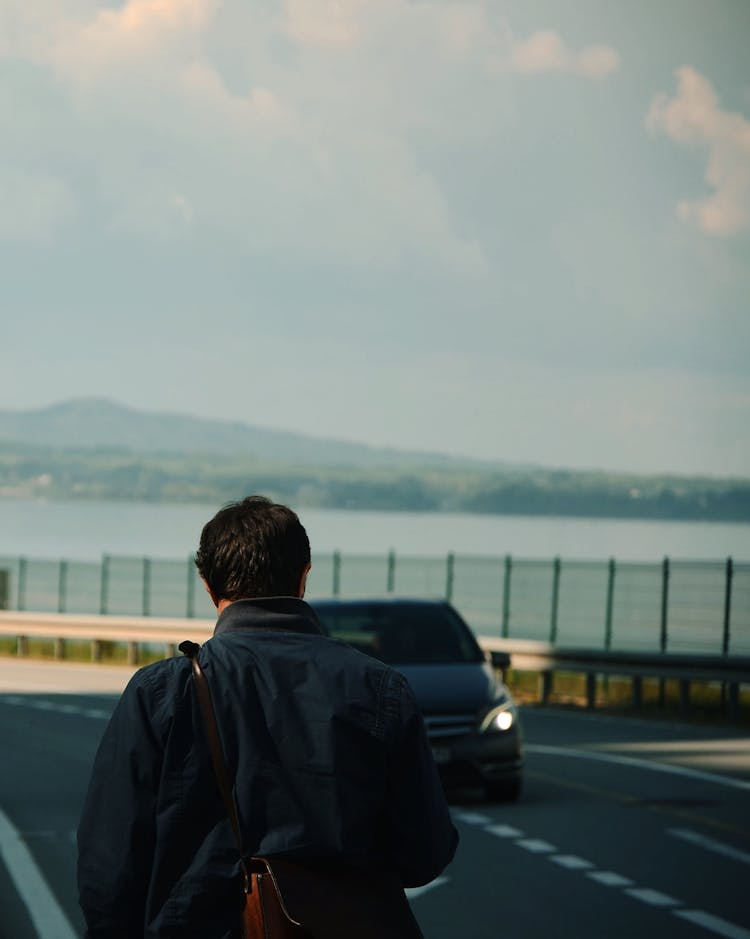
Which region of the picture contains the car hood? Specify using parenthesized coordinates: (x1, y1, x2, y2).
(395, 662, 501, 713)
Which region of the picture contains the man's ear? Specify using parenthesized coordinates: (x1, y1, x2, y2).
(298, 563, 312, 598)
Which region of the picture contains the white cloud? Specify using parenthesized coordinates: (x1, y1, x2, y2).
(648, 67, 750, 236)
(0, 168, 76, 241)
(0, 0, 620, 269)
(282, 0, 368, 49)
(506, 30, 620, 79)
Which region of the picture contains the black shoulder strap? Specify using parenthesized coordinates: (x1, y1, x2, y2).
(178, 640, 246, 861)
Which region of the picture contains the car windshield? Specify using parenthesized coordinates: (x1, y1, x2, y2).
(312, 602, 484, 665)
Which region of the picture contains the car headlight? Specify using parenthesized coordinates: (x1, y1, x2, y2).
(478, 701, 517, 733)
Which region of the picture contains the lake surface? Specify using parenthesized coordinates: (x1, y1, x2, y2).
(0, 498, 748, 563)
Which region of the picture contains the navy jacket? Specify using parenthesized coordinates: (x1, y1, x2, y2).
(77, 597, 458, 938)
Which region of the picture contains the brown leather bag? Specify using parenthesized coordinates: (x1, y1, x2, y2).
(181, 641, 424, 939)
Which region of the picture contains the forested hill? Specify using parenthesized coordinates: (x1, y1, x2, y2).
(1, 444, 748, 522)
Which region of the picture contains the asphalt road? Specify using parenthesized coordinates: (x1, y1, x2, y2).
(1, 660, 749, 939)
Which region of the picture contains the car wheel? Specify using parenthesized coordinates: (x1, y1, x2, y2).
(485, 777, 522, 803)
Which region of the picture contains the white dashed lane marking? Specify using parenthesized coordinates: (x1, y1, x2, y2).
(516, 838, 556, 854)
(450, 811, 750, 938)
(626, 887, 679, 908)
(550, 855, 594, 871)
(586, 871, 634, 888)
(484, 824, 523, 839)
(451, 811, 492, 826)
(675, 911, 750, 939)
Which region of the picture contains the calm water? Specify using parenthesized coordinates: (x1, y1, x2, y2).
(0, 498, 748, 563)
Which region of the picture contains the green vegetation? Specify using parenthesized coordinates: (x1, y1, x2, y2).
(1, 441, 749, 521)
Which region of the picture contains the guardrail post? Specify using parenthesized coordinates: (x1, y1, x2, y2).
(332, 552, 341, 596)
(539, 671, 553, 705)
(127, 641, 139, 665)
(0, 569, 9, 610)
(99, 554, 110, 615)
(658, 556, 670, 708)
(501, 555, 512, 638)
(17, 557, 27, 611)
(549, 557, 561, 644)
(142, 557, 151, 617)
(386, 550, 396, 593)
(586, 673, 597, 709)
(165, 642, 177, 658)
(604, 558, 616, 650)
(17, 635, 29, 657)
(54, 637, 66, 660)
(58, 560, 68, 614)
(679, 679, 691, 715)
(727, 684, 740, 722)
(445, 553, 455, 603)
(722, 556, 733, 656)
(91, 640, 102, 663)
(632, 676, 643, 709)
(186, 556, 196, 618)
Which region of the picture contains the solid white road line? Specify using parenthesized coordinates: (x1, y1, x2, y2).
(525, 744, 750, 792)
(668, 828, 750, 866)
(0, 807, 78, 939)
(674, 910, 750, 939)
(405, 877, 449, 899)
(586, 871, 634, 887)
(625, 887, 679, 907)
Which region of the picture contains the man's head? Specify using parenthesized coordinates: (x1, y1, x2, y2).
(195, 495, 311, 605)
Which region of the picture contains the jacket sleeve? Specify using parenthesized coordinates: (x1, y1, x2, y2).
(384, 674, 459, 887)
(77, 666, 169, 938)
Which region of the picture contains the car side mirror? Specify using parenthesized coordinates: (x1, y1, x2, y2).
(490, 650, 511, 672)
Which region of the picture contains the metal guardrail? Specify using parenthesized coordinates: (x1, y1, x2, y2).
(481, 636, 750, 721)
(0, 612, 747, 720)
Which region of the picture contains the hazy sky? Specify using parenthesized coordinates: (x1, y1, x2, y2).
(2, 0, 749, 477)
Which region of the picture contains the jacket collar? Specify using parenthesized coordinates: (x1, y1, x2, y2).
(213, 597, 323, 638)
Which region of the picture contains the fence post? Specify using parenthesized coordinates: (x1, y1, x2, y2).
(660, 556, 670, 653)
(722, 556, 733, 656)
(142, 556, 151, 617)
(0, 569, 8, 610)
(332, 552, 341, 596)
(99, 554, 110, 615)
(445, 553, 455, 603)
(658, 556, 670, 708)
(186, 556, 196, 618)
(502, 555, 512, 638)
(58, 560, 68, 614)
(387, 550, 396, 593)
(604, 558, 616, 651)
(549, 557, 561, 644)
(17, 557, 27, 611)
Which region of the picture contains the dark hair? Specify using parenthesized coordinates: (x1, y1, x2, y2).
(195, 496, 311, 601)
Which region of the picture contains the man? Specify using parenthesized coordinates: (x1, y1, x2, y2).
(77, 495, 458, 938)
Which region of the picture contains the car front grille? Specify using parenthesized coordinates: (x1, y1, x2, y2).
(423, 714, 476, 739)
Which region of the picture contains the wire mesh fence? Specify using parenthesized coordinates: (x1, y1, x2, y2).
(0, 551, 746, 655)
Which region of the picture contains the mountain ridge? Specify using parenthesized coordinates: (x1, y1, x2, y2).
(0, 398, 503, 471)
